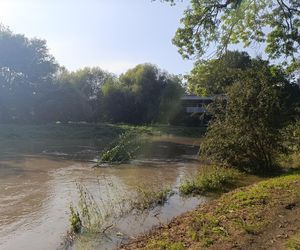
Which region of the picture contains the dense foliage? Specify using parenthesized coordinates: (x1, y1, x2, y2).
(0, 25, 58, 123)
(187, 51, 252, 95)
(102, 64, 184, 124)
(161, 0, 300, 65)
(200, 62, 300, 172)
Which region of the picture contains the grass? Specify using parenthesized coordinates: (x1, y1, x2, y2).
(70, 180, 172, 235)
(286, 231, 300, 250)
(179, 166, 242, 195)
(146, 239, 185, 250)
(124, 172, 300, 249)
(132, 185, 172, 210)
(70, 182, 122, 234)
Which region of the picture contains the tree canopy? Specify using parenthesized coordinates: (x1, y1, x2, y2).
(187, 50, 252, 95)
(160, 0, 300, 63)
(0, 25, 58, 123)
(102, 64, 184, 124)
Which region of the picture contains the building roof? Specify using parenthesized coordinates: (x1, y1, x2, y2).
(181, 95, 214, 101)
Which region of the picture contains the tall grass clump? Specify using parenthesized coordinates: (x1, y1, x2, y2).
(180, 166, 241, 195)
(100, 129, 148, 163)
(132, 185, 172, 210)
(69, 178, 133, 234)
(69, 180, 172, 235)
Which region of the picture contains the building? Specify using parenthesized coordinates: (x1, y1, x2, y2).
(181, 95, 214, 114)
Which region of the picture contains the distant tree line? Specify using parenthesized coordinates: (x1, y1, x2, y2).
(0, 26, 184, 124)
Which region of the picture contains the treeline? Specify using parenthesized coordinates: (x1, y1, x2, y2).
(0, 26, 184, 124)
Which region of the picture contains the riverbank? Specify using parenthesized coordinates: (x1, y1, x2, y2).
(120, 170, 300, 250)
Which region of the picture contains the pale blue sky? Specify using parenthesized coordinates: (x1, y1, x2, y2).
(0, 0, 194, 75)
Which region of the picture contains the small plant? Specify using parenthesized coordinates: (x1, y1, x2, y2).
(69, 204, 82, 233)
(179, 166, 241, 195)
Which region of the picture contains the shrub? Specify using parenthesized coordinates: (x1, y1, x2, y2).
(200, 67, 289, 173)
(100, 129, 147, 163)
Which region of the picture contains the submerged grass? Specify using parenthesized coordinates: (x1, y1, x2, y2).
(179, 166, 242, 195)
(69, 179, 172, 235)
(100, 129, 148, 164)
(132, 185, 172, 210)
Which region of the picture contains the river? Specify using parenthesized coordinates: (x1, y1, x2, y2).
(0, 128, 203, 250)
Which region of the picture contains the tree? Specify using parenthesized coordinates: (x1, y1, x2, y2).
(158, 76, 184, 123)
(200, 63, 293, 172)
(56, 67, 114, 122)
(102, 64, 184, 124)
(0, 25, 58, 123)
(160, 0, 300, 63)
(187, 50, 251, 95)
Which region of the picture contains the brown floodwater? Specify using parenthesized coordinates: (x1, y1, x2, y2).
(0, 135, 204, 250)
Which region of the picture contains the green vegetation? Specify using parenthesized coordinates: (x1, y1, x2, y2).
(200, 62, 300, 173)
(283, 120, 300, 153)
(70, 183, 113, 234)
(69, 205, 82, 233)
(102, 64, 184, 124)
(179, 166, 241, 195)
(133, 185, 172, 210)
(99, 124, 206, 164)
(70, 181, 172, 235)
(147, 239, 185, 250)
(126, 172, 300, 249)
(286, 231, 300, 250)
(187, 51, 252, 96)
(161, 0, 299, 66)
(100, 130, 148, 163)
(0, 27, 184, 125)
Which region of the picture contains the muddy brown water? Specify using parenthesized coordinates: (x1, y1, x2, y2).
(0, 136, 204, 250)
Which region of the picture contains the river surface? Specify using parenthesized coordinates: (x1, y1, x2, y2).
(0, 133, 203, 250)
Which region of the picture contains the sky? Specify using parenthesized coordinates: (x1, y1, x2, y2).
(0, 0, 194, 75)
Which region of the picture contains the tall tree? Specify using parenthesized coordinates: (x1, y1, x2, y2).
(102, 64, 184, 124)
(160, 0, 300, 64)
(0, 25, 58, 122)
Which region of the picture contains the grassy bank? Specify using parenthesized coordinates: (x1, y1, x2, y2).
(179, 166, 242, 196)
(121, 171, 300, 250)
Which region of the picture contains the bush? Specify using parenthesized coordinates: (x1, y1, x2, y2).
(200, 66, 290, 173)
(179, 166, 241, 195)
